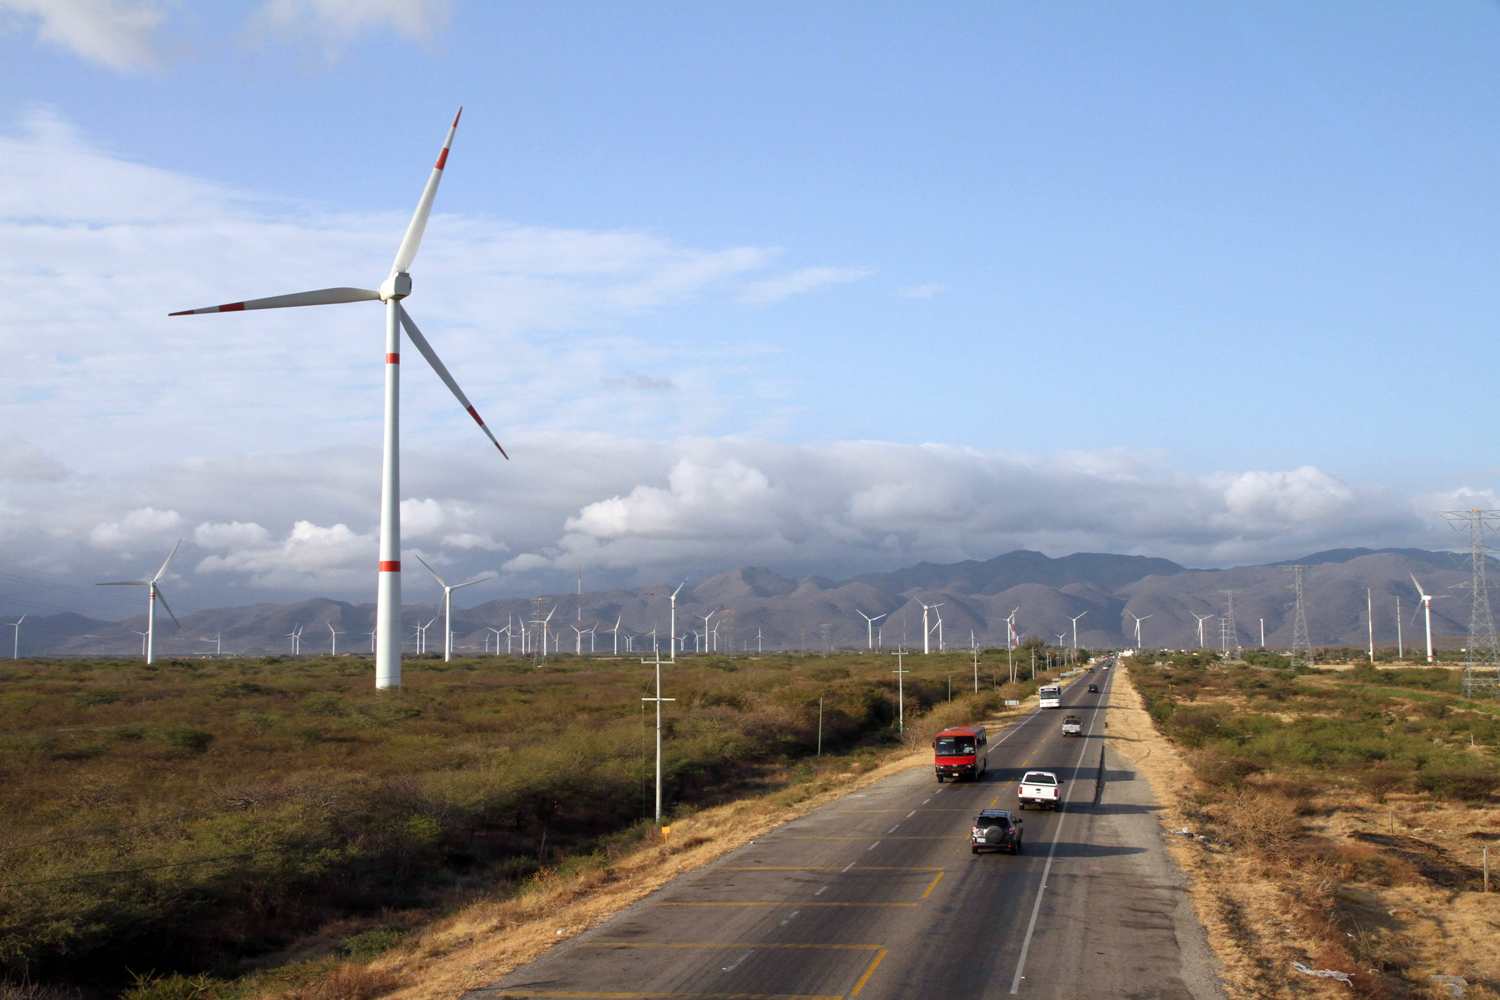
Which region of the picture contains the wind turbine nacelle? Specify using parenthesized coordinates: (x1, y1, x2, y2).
(380, 272, 413, 301)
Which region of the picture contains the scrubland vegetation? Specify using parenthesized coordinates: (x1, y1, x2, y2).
(0, 651, 1033, 999)
(1126, 654, 1500, 999)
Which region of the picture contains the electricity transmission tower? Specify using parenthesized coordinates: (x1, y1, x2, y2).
(1287, 566, 1313, 668)
(1441, 509, 1500, 698)
(1219, 590, 1240, 660)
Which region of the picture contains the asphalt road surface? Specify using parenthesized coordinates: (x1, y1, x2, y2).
(469, 666, 1224, 1000)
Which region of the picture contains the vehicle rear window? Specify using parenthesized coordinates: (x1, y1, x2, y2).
(1023, 772, 1057, 784)
(977, 815, 1009, 829)
(935, 737, 975, 755)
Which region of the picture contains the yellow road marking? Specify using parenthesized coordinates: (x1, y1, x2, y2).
(720, 867, 944, 872)
(920, 871, 944, 898)
(660, 901, 918, 908)
(847, 949, 888, 997)
(486, 993, 842, 999)
(582, 942, 881, 951)
(988, 795, 1002, 807)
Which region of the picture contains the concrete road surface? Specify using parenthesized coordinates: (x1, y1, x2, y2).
(466, 666, 1224, 1000)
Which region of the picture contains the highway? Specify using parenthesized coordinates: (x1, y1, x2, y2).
(469, 666, 1223, 1000)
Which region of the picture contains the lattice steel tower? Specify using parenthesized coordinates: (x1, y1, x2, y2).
(1441, 509, 1500, 698)
(1219, 589, 1240, 660)
(1288, 566, 1313, 668)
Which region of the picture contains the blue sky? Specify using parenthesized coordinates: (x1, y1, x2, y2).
(2, 1, 1499, 613)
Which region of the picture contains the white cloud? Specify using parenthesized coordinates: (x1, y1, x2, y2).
(88, 506, 186, 551)
(898, 283, 945, 298)
(0, 0, 166, 72)
(739, 266, 874, 306)
(253, 0, 449, 54)
(0, 436, 67, 482)
(196, 518, 373, 589)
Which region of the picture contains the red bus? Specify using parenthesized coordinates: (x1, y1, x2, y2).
(933, 724, 988, 783)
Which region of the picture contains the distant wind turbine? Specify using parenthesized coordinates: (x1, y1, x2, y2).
(1128, 612, 1152, 649)
(414, 554, 489, 662)
(286, 624, 304, 655)
(7, 614, 23, 659)
(669, 580, 687, 661)
(97, 539, 182, 664)
(132, 630, 148, 656)
(327, 622, 342, 657)
(1410, 573, 1443, 664)
(169, 109, 506, 692)
(857, 610, 887, 650)
(1191, 612, 1213, 648)
(199, 632, 222, 656)
(1069, 611, 1088, 651)
(919, 601, 943, 655)
(608, 615, 622, 655)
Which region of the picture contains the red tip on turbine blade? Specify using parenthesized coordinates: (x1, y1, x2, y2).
(220, 302, 245, 312)
(168, 309, 192, 316)
(496, 441, 509, 459)
(466, 405, 483, 425)
(435, 148, 448, 170)
(453, 107, 462, 127)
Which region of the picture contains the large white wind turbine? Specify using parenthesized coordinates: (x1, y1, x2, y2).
(918, 601, 943, 655)
(97, 540, 182, 665)
(7, 615, 23, 659)
(1410, 573, 1440, 664)
(1069, 611, 1088, 651)
(169, 110, 505, 691)
(857, 610, 887, 650)
(414, 555, 488, 662)
(327, 622, 342, 656)
(1128, 612, 1151, 649)
(1191, 612, 1213, 649)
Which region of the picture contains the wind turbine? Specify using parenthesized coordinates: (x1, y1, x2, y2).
(1069, 611, 1088, 653)
(1191, 612, 1213, 648)
(132, 630, 148, 656)
(571, 623, 588, 655)
(97, 540, 182, 665)
(327, 622, 342, 656)
(486, 626, 503, 655)
(919, 601, 943, 655)
(857, 610, 887, 650)
(199, 632, 222, 656)
(286, 624, 304, 655)
(1129, 612, 1151, 649)
(699, 609, 719, 653)
(603, 611, 621, 656)
(7, 614, 23, 659)
(1411, 573, 1440, 664)
(535, 606, 556, 656)
(413, 555, 489, 662)
(935, 607, 946, 652)
(169, 109, 505, 692)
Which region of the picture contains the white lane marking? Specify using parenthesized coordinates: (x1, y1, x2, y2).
(887, 825, 900, 833)
(722, 950, 752, 972)
(1009, 671, 1112, 995)
(867, 841, 881, 851)
(935, 788, 944, 794)
(906, 810, 917, 818)
(815, 886, 828, 895)
(922, 798, 931, 804)
(842, 861, 856, 872)
(778, 909, 802, 926)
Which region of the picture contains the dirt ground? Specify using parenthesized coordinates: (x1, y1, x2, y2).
(1108, 664, 1500, 1000)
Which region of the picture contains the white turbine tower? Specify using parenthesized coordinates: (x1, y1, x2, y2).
(7, 614, 23, 659)
(857, 610, 887, 650)
(1129, 612, 1152, 650)
(286, 624, 304, 655)
(538, 607, 556, 656)
(1069, 611, 1088, 654)
(413, 555, 488, 662)
(1411, 573, 1440, 664)
(200, 632, 222, 656)
(919, 601, 943, 655)
(699, 609, 719, 653)
(1191, 612, 1213, 649)
(608, 615, 622, 655)
(97, 539, 182, 665)
(668, 580, 687, 661)
(132, 630, 148, 656)
(169, 110, 506, 691)
(327, 622, 341, 656)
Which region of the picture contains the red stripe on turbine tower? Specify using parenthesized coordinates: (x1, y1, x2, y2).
(386, 353, 400, 364)
(379, 561, 401, 572)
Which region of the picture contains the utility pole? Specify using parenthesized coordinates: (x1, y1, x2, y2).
(892, 649, 908, 733)
(640, 644, 675, 825)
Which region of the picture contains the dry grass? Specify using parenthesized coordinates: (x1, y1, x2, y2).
(1112, 663, 1500, 1000)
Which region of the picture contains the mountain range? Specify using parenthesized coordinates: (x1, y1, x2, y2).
(11, 547, 1484, 658)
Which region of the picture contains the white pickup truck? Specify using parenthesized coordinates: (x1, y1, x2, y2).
(1061, 715, 1083, 737)
(1017, 770, 1062, 810)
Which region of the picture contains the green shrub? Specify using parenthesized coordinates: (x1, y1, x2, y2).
(341, 927, 403, 960)
(161, 726, 214, 753)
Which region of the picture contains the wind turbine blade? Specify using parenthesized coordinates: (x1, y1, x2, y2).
(97, 581, 149, 586)
(170, 287, 380, 316)
(452, 576, 489, 591)
(391, 108, 461, 276)
(398, 306, 508, 458)
(153, 539, 183, 583)
(155, 589, 181, 629)
(1410, 573, 1428, 597)
(414, 553, 449, 588)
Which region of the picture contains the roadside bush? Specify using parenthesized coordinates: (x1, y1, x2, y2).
(1415, 759, 1500, 801)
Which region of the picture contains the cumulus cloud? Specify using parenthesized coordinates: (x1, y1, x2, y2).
(88, 507, 186, 551)
(0, 436, 67, 482)
(0, 0, 167, 72)
(196, 519, 373, 589)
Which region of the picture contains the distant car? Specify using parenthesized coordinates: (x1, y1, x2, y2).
(1018, 770, 1062, 810)
(1061, 715, 1083, 737)
(971, 808, 1023, 854)
(1087, 667, 1095, 673)
(1088, 683, 1099, 693)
